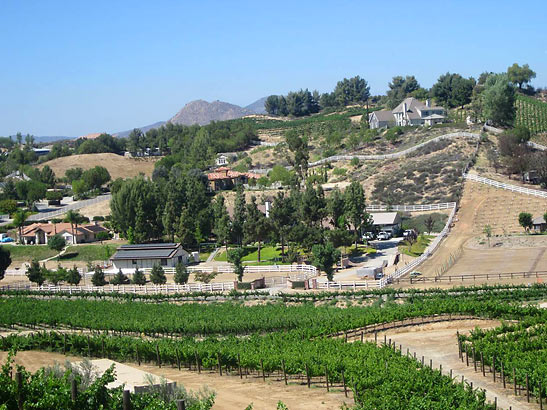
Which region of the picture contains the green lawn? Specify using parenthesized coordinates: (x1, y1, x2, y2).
(399, 235, 433, 257)
(199, 252, 211, 262)
(348, 245, 377, 257)
(215, 245, 283, 263)
(3, 245, 58, 261)
(60, 244, 117, 262)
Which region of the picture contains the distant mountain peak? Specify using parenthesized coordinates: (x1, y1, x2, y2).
(169, 100, 253, 126)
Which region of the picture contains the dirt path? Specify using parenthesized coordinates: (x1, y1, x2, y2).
(363, 320, 535, 410)
(0, 351, 350, 410)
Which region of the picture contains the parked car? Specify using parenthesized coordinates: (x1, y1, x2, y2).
(1, 237, 14, 243)
(377, 231, 391, 240)
(362, 231, 376, 241)
(403, 229, 417, 240)
(410, 271, 422, 278)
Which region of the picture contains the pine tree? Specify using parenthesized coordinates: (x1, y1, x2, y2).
(243, 196, 270, 262)
(110, 269, 129, 285)
(178, 207, 196, 248)
(213, 195, 231, 252)
(174, 262, 189, 284)
(150, 264, 167, 285)
(162, 192, 178, 242)
(231, 184, 246, 246)
(0, 246, 11, 281)
(66, 265, 82, 285)
(26, 260, 45, 286)
(131, 266, 146, 285)
(91, 266, 107, 286)
(133, 198, 148, 244)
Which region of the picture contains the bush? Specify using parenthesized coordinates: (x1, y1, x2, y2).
(46, 191, 63, 201)
(95, 231, 110, 241)
(91, 266, 107, 286)
(333, 167, 347, 176)
(0, 199, 17, 215)
(110, 269, 130, 285)
(131, 267, 146, 285)
(150, 264, 167, 285)
(350, 157, 361, 167)
(92, 216, 105, 221)
(174, 263, 189, 284)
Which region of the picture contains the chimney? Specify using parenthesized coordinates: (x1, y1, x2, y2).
(426, 99, 431, 108)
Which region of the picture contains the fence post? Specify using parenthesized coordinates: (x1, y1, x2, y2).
(481, 352, 485, 376)
(71, 378, 77, 402)
(342, 369, 347, 397)
(16, 371, 24, 410)
(527, 374, 530, 402)
(260, 359, 265, 382)
(282, 360, 287, 385)
(540, 381, 543, 410)
(217, 353, 222, 376)
(123, 390, 131, 410)
(176, 400, 186, 410)
(473, 347, 476, 372)
(195, 351, 201, 374)
(136, 346, 141, 366)
(176, 349, 181, 371)
(501, 362, 505, 389)
(514, 368, 517, 395)
(305, 364, 310, 388)
(237, 354, 242, 379)
(492, 355, 496, 382)
(325, 366, 329, 392)
(156, 344, 161, 368)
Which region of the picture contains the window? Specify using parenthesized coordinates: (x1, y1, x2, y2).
(161, 259, 167, 266)
(132, 260, 137, 265)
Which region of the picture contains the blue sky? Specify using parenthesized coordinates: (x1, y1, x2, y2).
(1, 0, 546, 137)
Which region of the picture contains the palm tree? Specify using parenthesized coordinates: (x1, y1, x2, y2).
(64, 210, 83, 245)
(13, 209, 29, 244)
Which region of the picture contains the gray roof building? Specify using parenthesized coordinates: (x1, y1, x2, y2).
(369, 98, 445, 129)
(111, 243, 189, 270)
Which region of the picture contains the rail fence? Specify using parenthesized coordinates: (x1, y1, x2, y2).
(366, 202, 456, 212)
(464, 173, 547, 198)
(394, 271, 547, 284)
(309, 132, 480, 167)
(314, 280, 381, 290)
(28, 195, 112, 221)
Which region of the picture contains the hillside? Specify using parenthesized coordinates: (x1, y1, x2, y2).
(169, 100, 253, 125)
(244, 97, 268, 114)
(37, 153, 158, 180)
(112, 121, 166, 138)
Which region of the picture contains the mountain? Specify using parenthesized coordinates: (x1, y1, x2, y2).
(244, 97, 268, 114)
(113, 121, 166, 138)
(169, 100, 253, 126)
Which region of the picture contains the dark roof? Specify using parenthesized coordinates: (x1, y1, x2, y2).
(370, 110, 396, 122)
(112, 243, 181, 260)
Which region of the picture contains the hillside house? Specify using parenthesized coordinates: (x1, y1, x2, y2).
(533, 215, 547, 232)
(20, 222, 108, 245)
(369, 98, 445, 129)
(370, 212, 402, 234)
(216, 153, 237, 166)
(207, 167, 261, 191)
(110, 243, 189, 270)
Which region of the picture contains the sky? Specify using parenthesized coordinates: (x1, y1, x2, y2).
(0, 0, 546, 137)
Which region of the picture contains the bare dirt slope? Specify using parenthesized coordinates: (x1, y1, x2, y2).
(364, 319, 535, 410)
(37, 153, 158, 180)
(0, 351, 349, 410)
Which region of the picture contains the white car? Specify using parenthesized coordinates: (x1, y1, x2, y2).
(377, 231, 391, 240)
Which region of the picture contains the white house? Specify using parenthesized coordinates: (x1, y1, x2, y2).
(369, 98, 445, 129)
(110, 243, 189, 270)
(370, 212, 402, 234)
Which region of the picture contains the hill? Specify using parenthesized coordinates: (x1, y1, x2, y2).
(112, 121, 166, 138)
(37, 153, 158, 180)
(244, 96, 268, 114)
(169, 100, 253, 125)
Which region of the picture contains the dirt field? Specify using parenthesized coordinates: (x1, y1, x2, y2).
(418, 179, 547, 279)
(0, 351, 349, 410)
(363, 319, 536, 410)
(37, 153, 159, 180)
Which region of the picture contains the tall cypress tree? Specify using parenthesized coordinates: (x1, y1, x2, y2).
(231, 184, 246, 246)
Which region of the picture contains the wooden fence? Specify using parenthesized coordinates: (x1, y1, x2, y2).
(464, 173, 547, 198)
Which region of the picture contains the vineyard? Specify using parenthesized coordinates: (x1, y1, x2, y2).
(515, 94, 547, 134)
(3, 286, 547, 408)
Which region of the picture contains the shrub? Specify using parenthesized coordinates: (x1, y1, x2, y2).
(0, 199, 17, 215)
(150, 264, 167, 285)
(333, 168, 347, 176)
(174, 263, 189, 284)
(131, 267, 146, 285)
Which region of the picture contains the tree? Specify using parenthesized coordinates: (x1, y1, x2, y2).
(482, 74, 516, 127)
(483, 225, 492, 247)
(110, 269, 130, 285)
(333, 76, 370, 106)
(228, 247, 246, 282)
(64, 210, 84, 245)
(231, 184, 246, 246)
(174, 262, 189, 284)
(48, 234, 66, 258)
(285, 130, 309, 183)
(328, 187, 346, 229)
(265, 95, 281, 115)
(66, 265, 82, 285)
(162, 192, 178, 242)
(72, 179, 89, 197)
(213, 195, 231, 252)
(431, 73, 474, 108)
(269, 192, 296, 256)
(177, 207, 196, 249)
(150, 264, 167, 285)
(386, 76, 421, 109)
(26, 260, 45, 286)
(13, 209, 29, 244)
(45, 266, 67, 285)
(344, 181, 369, 248)
(131, 266, 147, 285)
(243, 197, 270, 262)
(0, 246, 11, 281)
(518, 212, 533, 233)
(424, 215, 436, 234)
(82, 166, 111, 190)
(311, 242, 341, 281)
(507, 63, 536, 89)
(91, 266, 107, 286)
(40, 165, 56, 188)
(300, 182, 327, 228)
(65, 167, 84, 183)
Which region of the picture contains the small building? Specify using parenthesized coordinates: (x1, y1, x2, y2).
(216, 153, 238, 166)
(523, 170, 540, 185)
(110, 243, 189, 270)
(20, 222, 108, 245)
(533, 215, 547, 233)
(207, 167, 260, 191)
(369, 98, 445, 129)
(370, 212, 402, 235)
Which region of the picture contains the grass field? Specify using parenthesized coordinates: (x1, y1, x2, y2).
(214, 245, 283, 263)
(398, 235, 433, 257)
(60, 244, 117, 262)
(4, 245, 58, 261)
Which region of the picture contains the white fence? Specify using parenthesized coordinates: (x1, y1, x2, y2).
(186, 263, 318, 279)
(464, 173, 547, 199)
(309, 132, 480, 167)
(28, 195, 112, 221)
(366, 202, 456, 212)
(528, 141, 547, 151)
(0, 282, 235, 294)
(379, 202, 459, 286)
(316, 280, 382, 290)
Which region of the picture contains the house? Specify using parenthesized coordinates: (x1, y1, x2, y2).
(207, 167, 261, 191)
(370, 212, 402, 235)
(20, 222, 108, 245)
(533, 215, 547, 233)
(110, 243, 189, 270)
(216, 153, 237, 166)
(369, 98, 445, 129)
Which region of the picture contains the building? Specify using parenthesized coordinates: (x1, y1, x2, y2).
(369, 98, 445, 129)
(110, 243, 189, 270)
(370, 212, 402, 234)
(533, 215, 547, 233)
(207, 167, 261, 191)
(215, 153, 237, 166)
(20, 222, 108, 245)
